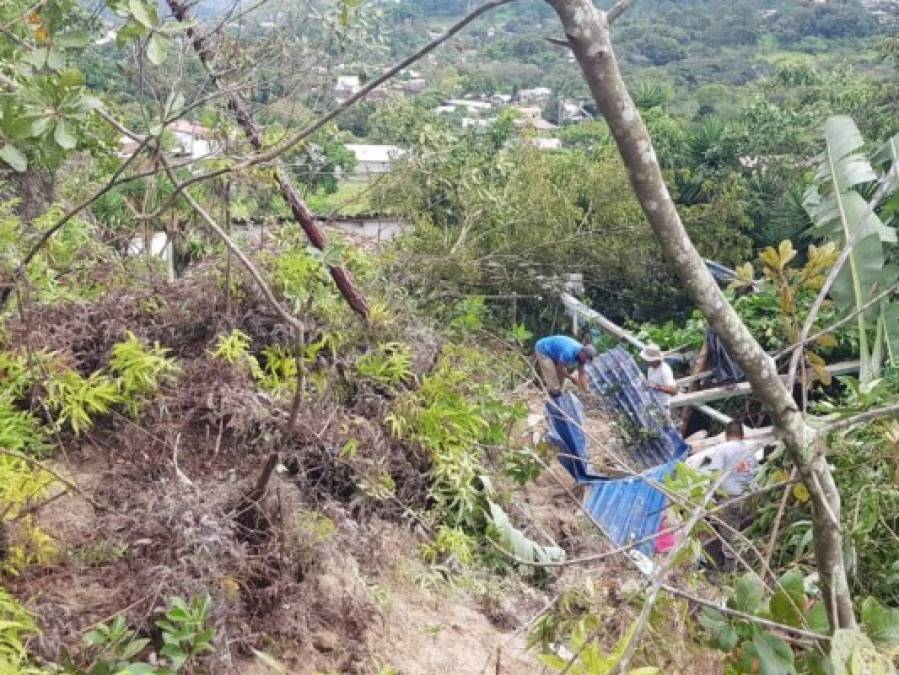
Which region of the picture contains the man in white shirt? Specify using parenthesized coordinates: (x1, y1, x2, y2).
(640, 344, 677, 411)
(688, 421, 759, 496)
(687, 421, 760, 570)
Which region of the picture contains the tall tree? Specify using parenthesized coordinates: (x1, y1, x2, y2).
(543, 0, 856, 630)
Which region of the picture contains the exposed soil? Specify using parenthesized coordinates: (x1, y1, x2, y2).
(4, 263, 722, 674)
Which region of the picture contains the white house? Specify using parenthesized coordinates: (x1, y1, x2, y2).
(462, 117, 496, 129)
(445, 98, 493, 113)
(533, 138, 563, 151)
(335, 75, 361, 100)
(169, 120, 215, 160)
(128, 231, 175, 281)
(518, 87, 552, 103)
(345, 144, 405, 178)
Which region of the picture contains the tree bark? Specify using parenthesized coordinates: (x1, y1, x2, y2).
(545, 0, 856, 630)
(165, 0, 369, 320)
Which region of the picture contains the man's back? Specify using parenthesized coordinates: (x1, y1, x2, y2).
(535, 335, 582, 366)
(706, 440, 757, 496)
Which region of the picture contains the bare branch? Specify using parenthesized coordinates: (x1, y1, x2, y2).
(157, 153, 306, 334)
(825, 402, 899, 433)
(165, 0, 371, 319)
(606, 0, 636, 24)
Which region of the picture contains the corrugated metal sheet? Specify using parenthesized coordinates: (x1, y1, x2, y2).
(585, 346, 688, 470)
(545, 393, 607, 483)
(543, 391, 677, 555)
(543, 348, 692, 554)
(583, 462, 676, 554)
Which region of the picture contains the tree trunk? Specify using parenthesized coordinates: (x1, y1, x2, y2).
(545, 0, 856, 630)
(165, 0, 369, 320)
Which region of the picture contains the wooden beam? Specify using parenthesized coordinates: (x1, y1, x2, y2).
(694, 403, 732, 425)
(560, 292, 646, 350)
(670, 361, 860, 408)
(687, 426, 779, 454)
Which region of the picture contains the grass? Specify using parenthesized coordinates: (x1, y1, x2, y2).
(307, 181, 374, 217)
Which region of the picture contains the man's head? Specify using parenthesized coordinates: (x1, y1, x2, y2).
(639, 344, 664, 367)
(725, 421, 744, 441)
(578, 344, 597, 364)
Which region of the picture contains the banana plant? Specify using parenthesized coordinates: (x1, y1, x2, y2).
(803, 116, 899, 383)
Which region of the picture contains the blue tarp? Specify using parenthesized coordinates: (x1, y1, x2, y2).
(707, 328, 745, 384)
(543, 348, 690, 554)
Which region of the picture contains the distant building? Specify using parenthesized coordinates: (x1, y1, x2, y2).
(345, 144, 405, 178)
(364, 86, 390, 103)
(402, 78, 427, 94)
(462, 117, 496, 129)
(169, 120, 215, 159)
(560, 100, 591, 123)
(533, 138, 563, 151)
(491, 93, 513, 106)
(514, 117, 558, 132)
(435, 105, 458, 114)
(118, 120, 216, 161)
(518, 87, 552, 103)
(513, 106, 543, 121)
(446, 98, 493, 112)
(94, 28, 117, 46)
(335, 75, 361, 100)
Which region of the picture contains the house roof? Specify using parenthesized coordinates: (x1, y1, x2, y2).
(169, 120, 212, 138)
(346, 144, 405, 163)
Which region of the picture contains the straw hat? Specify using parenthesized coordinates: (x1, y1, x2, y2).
(639, 344, 663, 362)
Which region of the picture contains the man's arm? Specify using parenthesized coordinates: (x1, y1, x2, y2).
(650, 365, 678, 395)
(576, 363, 588, 394)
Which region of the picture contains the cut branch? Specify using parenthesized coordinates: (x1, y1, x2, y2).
(165, 0, 370, 319)
(158, 154, 306, 334)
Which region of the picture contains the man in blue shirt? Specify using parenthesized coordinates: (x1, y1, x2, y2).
(535, 335, 597, 397)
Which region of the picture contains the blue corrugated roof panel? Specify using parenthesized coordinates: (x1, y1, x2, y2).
(543, 390, 677, 555)
(583, 462, 675, 555)
(585, 346, 688, 471)
(544, 393, 607, 483)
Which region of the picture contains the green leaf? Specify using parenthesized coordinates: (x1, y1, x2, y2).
(770, 568, 806, 628)
(157, 19, 197, 34)
(146, 34, 168, 65)
(798, 651, 835, 675)
(46, 47, 65, 71)
(730, 573, 765, 614)
(830, 629, 893, 675)
(129, 0, 155, 28)
(29, 117, 52, 137)
(745, 632, 796, 675)
(53, 119, 76, 149)
(55, 29, 91, 48)
(0, 144, 27, 171)
(22, 48, 48, 69)
(117, 22, 148, 43)
(699, 608, 739, 651)
(122, 664, 159, 674)
(860, 596, 899, 648)
(805, 601, 830, 635)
